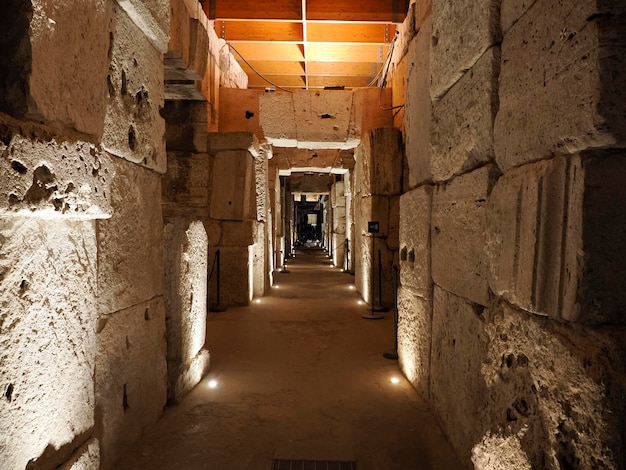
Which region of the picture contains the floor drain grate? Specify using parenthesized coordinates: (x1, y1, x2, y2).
(271, 459, 357, 470)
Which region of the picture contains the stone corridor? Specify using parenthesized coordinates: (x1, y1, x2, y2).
(117, 248, 462, 470)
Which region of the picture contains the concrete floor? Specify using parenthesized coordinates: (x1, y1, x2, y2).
(117, 248, 464, 469)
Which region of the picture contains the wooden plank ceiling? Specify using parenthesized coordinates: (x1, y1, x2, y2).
(202, 0, 409, 90)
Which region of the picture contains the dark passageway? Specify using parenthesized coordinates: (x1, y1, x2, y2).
(117, 248, 462, 470)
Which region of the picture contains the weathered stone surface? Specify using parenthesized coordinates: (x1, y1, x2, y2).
(293, 90, 356, 147)
(476, 301, 626, 469)
(254, 151, 269, 222)
(0, 134, 113, 218)
(97, 158, 163, 314)
(115, 0, 169, 53)
(397, 287, 432, 395)
(95, 297, 167, 469)
(218, 88, 264, 138)
(252, 223, 266, 297)
(259, 92, 298, 147)
(0, 0, 110, 136)
(162, 151, 210, 215)
(163, 101, 208, 153)
(431, 165, 499, 306)
(404, 18, 432, 188)
(487, 153, 626, 324)
(208, 246, 252, 305)
(210, 150, 253, 221)
(218, 38, 249, 89)
(399, 185, 433, 299)
(163, 219, 209, 403)
(208, 132, 260, 155)
(58, 438, 100, 470)
(430, 286, 490, 463)
(494, 0, 626, 171)
(500, 0, 534, 34)
(430, 0, 501, 99)
(103, 6, 166, 173)
(431, 47, 500, 182)
(220, 220, 255, 247)
(358, 127, 403, 197)
(0, 218, 97, 470)
(350, 88, 394, 139)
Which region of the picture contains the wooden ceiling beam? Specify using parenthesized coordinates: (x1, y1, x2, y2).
(306, 0, 409, 22)
(215, 21, 303, 42)
(307, 22, 396, 44)
(210, 0, 302, 20)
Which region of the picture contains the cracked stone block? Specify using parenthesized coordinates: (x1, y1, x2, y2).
(431, 165, 499, 306)
(0, 0, 110, 136)
(405, 18, 432, 188)
(163, 219, 209, 403)
(0, 133, 113, 218)
(399, 185, 433, 299)
(430, 0, 501, 99)
(95, 297, 167, 469)
(210, 150, 253, 221)
(357, 127, 403, 197)
(431, 47, 500, 182)
(494, 0, 626, 171)
(397, 287, 432, 395)
(430, 286, 491, 462)
(103, 6, 166, 173)
(487, 153, 626, 324)
(259, 93, 297, 147)
(97, 158, 163, 314)
(0, 218, 97, 470)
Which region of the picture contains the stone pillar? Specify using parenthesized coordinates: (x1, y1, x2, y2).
(354, 127, 402, 306)
(330, 180, 347, 269)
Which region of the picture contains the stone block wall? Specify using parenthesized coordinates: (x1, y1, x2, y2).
(0, 1, 169, 469)
(354, 127, 402, 307)
(392, 0, 626, 467)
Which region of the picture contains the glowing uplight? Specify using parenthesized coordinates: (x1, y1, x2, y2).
(349, 285, 355, 290)
(358, 300, 364, 305)
(273, 285, 280, 289)
(255, 299, 262, 304)
(390, 377, 400, 385)
(208, 379, 218, 389)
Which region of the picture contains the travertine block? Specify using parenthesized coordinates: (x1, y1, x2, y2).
(95, 297, 167, 469)
(0, 134, 113, 218)
(431, 47, 500, 182)
(350, 88, 393, 139)
(209, 132, 260, 155)
(163, 219, 209, 402)
(487, 153, 626, 324)
(97, 158, 163, 314)
(475, 300, 626, 469)
(103, 7, 166, 173)
(431, 165, 499, 306)
(115, 0, 169, 52)
(405, 18, 432, 188)
(430, 286, 490, 461)
(0, 0, 110, 136)
(494, 0, 626, 171)
(218, 88, 264, 138)
(58, 438, 99, 470)
(359, 127, 403, 197)
(163, 101, 208, 153)
(209, 246, 252, 305)
(162, 151, 210, 214)
(397, 287, 432, 395)
(0, 218, 97, 470)
(254, 151, 269, 222)
(359, 195, 390, 237)
(430, 0, 501, 99)
(399, 185, 433, 299)
(259, 93, 298, 147)
(210, 150, 253, 220)
(221, 220, 255, 246)
(500, 0, 533, 34)
(331, 181, 346, 208)
(293, 90, 356, 147)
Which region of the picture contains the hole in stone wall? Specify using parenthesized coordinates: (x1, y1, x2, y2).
(8, 193, 19, 205)
(121, 69, 127, 95)
(11, 160, 27, 174)
(123, 384, 129, 411)
(245, 110, 254, 119)
(107, 74, 115, 97)
(128, 125, 136, 150)
(19, 279, 28, 293)
(107, 32, 114, 59)
(144, 308, 151, 320)
(472, 303, 485, 316)
(5, 383, 14, 402)
(320, 113, 333, 119)
(125, 335, 130, 350)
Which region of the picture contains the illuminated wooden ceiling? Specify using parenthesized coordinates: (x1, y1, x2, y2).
(201, 0, 409, 90)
